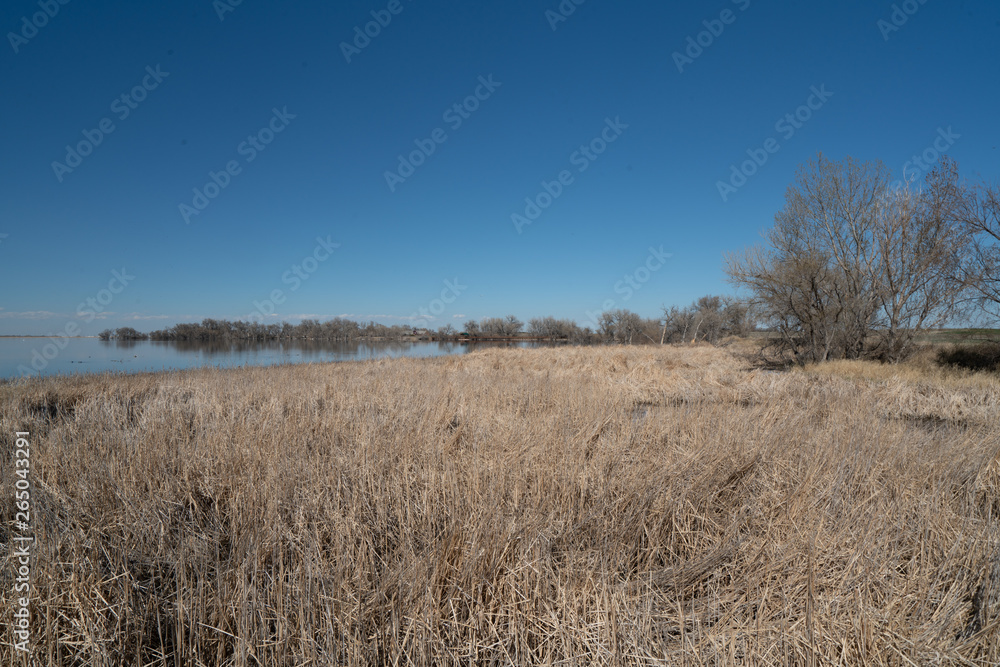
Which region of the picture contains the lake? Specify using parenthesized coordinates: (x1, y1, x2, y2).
(0, 338, 546, 380)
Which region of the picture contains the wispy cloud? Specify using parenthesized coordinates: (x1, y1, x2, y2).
(275, 313, 325, 320)
(120, 313, 172, 321)
(0, 310, 61, 320)
(338, 313, 416, 321)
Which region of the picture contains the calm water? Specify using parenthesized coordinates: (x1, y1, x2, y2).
(0, 338, 544, 380)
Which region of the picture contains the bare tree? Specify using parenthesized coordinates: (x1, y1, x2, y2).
(660, 305, 692, 344)
(960, 179, 1000, 317)
(114, 327, 147, 340)
(870, 158, 971, 360)
(690, 296, 724, 342)
(502, 315, 523, 336)
(728, 241, 856, 363)
(598, 309, 644, 344)
(721, 296, 754, 337)
(479, 315, 522, 337)
(479, 317, 505, 336)
(660, 297, 754, 345)
(528, 316, 557, 337)
(528, 316, 581, 339)
(727, 154, 971, 364)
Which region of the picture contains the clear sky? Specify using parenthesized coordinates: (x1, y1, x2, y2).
(1, 0, 998, 335)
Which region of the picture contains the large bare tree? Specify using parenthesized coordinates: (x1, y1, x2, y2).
(727, 154, 972, 364)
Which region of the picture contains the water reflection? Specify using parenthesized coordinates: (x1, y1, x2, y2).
(0, 337, 558, 379)
(102, 338, 540, 357)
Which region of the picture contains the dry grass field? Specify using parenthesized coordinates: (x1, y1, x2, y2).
(2, 345, 1000, 665)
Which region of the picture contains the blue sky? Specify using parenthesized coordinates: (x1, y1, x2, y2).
(1, 0, 998, 335)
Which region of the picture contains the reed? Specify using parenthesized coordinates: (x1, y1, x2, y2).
(2, 345, 999, 665)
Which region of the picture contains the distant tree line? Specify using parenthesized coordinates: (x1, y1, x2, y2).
(138, 318, 415, 342)
(97, 303, 758, 347)
(98, 327, 148, 341)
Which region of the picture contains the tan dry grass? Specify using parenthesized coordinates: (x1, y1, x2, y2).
(2, 345, 999, 665)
